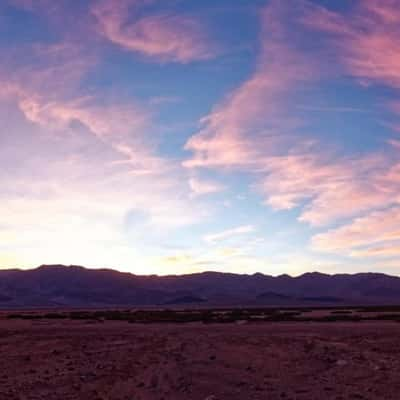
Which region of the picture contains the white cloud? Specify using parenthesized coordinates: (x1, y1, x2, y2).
(189, 177, 225, 197)
(203, 225, 256, 243)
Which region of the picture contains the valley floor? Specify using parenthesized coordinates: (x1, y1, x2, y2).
(0, 320, 399, 399)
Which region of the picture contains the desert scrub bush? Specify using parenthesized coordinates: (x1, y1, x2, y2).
(330, 310, 353, 314)
(43, 313, 67, 319)
(7, 313, 43, 320)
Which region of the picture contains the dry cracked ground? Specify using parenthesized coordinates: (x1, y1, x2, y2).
(0, 320, 399, 399)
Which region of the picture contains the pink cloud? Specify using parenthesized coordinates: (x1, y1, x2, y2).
(184, 0, 398, 226)
(182, 0, 400, 233)
(257, 153, 397, 225)
(312, 207, 400, 255)
(303, 1, 400, 87)
(18, 96, 147, 139)
(0, 0, 220, 271)
(351, 245, 400, 258)
(2, 42, 96, 103)
(0, 34, 210, 249)
(184, 1, 318, 169)
(91, 0, 216, 63)
(16, 94, 168, 177)
(0, 38, 168, 178)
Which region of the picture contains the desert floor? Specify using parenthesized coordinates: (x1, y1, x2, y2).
(0, 320, 399, 400)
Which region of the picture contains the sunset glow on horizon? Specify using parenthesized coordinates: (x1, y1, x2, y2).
(2, 0, 400, 276)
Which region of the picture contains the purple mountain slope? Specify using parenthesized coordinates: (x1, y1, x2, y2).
(0, 265, 399, 308)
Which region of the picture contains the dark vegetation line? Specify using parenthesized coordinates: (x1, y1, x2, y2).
(5, 306, 400, 324)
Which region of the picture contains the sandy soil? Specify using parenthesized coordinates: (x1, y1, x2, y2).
(0, 320, 399, 400)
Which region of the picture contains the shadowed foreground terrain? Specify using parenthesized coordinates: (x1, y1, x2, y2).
(1, 319, 400, 399)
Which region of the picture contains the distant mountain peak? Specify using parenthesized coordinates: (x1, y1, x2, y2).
(299, 271, 330, 278)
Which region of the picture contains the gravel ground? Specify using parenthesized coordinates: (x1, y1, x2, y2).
(0, 320, 399, 400)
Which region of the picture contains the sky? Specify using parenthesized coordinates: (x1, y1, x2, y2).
(1, 0, 400, 276)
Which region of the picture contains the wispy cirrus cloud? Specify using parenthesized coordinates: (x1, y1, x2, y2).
(4, 0, 400, 273)
(1, 41, 161, 177)
(258, 152, 397, 226)
(0, 22, 212, 272)
(1, 42, 94, 101)
(351, 245, 400, 259)
(188, 177, 225, 197)
(183, 1, 316, 170)
(312, 207, 400, 255)
(303, 0, 400, 88)
(298, 1, 400, 259)
(91, 0, 216, 63)
(203, 225, 255, 243)
(183, 0, 395, 227)
(8, 0, 217, 64)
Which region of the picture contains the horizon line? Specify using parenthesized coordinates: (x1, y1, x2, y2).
(0, 264, 397, 279)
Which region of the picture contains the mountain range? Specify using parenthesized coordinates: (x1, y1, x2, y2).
(0, 265, 399, 308)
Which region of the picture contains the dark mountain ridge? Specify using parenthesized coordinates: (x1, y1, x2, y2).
(0, 265, 399, 308)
